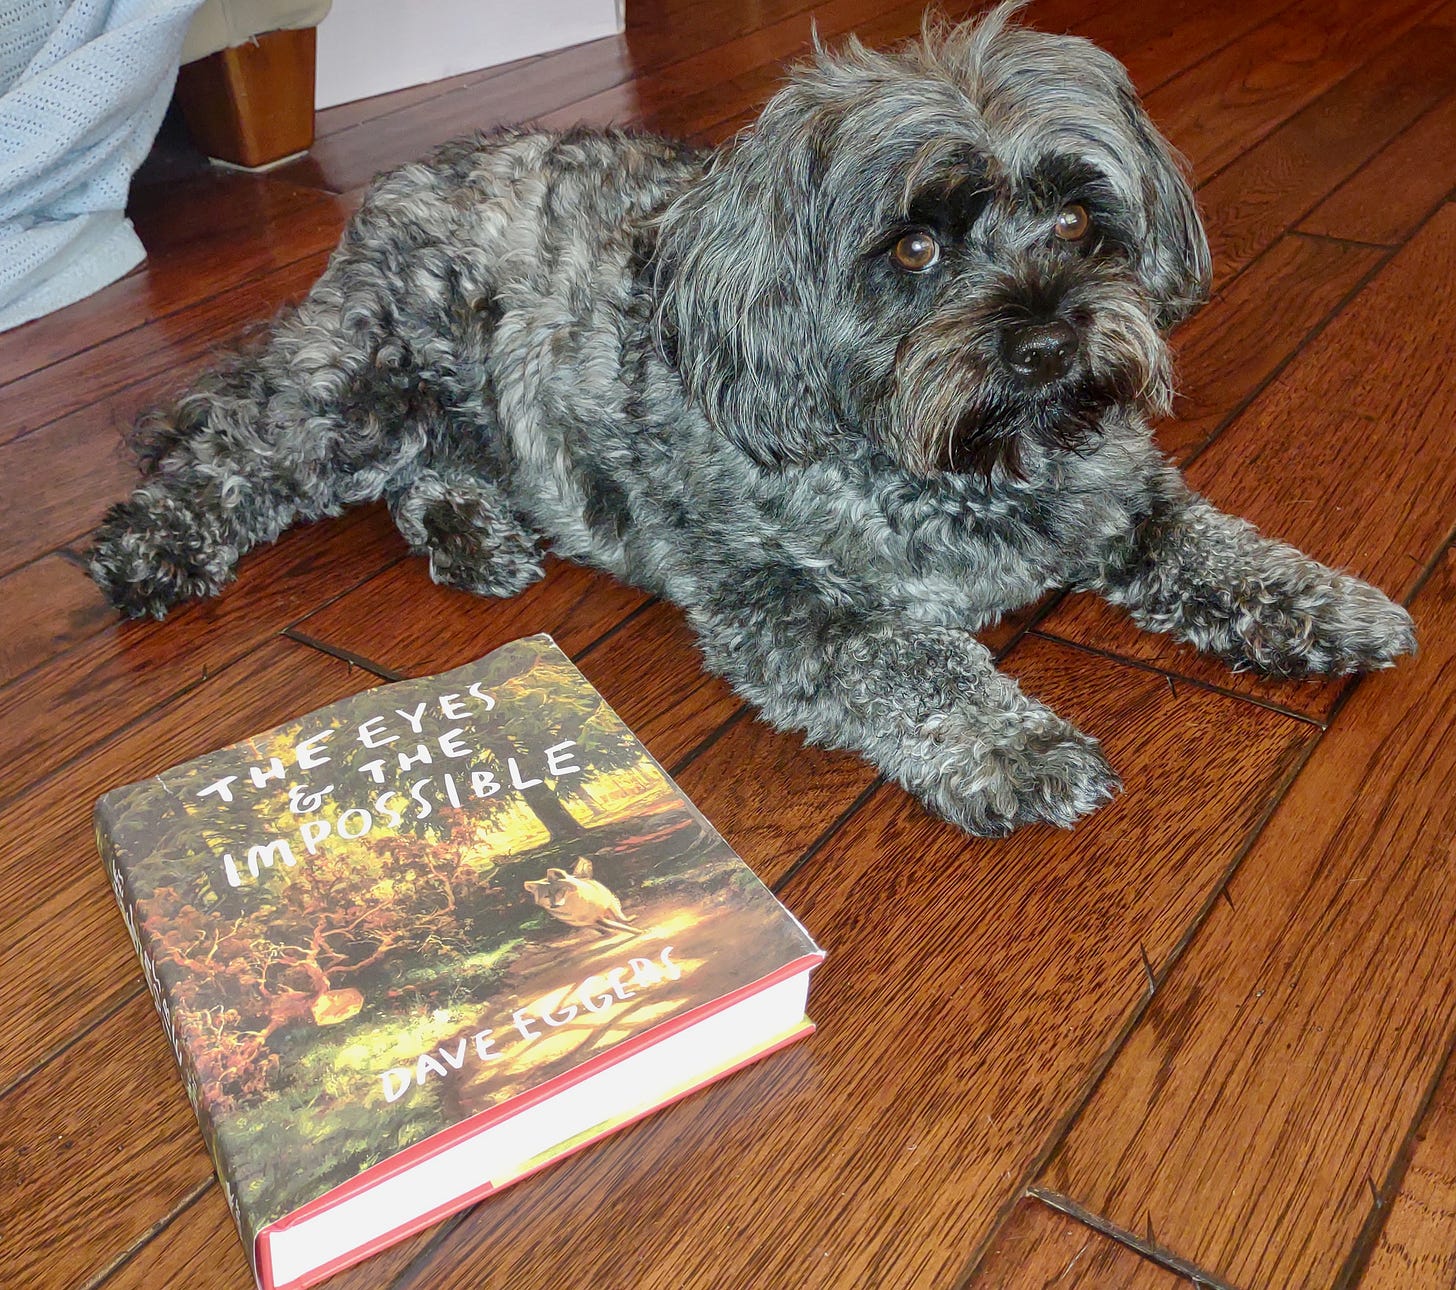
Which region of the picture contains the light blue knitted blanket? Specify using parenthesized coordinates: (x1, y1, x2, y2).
(0, 0, 206, 332)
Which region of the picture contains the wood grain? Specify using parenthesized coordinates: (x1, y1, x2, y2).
(1157, 233, 1387, 463)
(3, 249, 330, 446)
(99, 1186, 250, 1290)
(0, 507, 403, 807)
(316, 636, 1307, 1290)
(174, 27, 317, 169)
(974, 1198, 1195, 1288)
(0, 993, 218, 1289)
(0, 398, 141, 578)
(1142, 0, 1437, 178)
(1359, 1050, 1456, 1288)
(1070, 0, 1294, 94)
(543, 0, 1278, 153)
(567, 600, 742, 770)
(0, 177, 345, 390)
(0, 638, 380, 1095)
(0, 255, 337, 581)
(1037, 203, 1456, 721)
(0, 555, 111, 688)
(292, 555, 648, 678)
(1194, 17, 1456, 288)
(539, 0, 980, 138)
(1299, 91, 1456, 246)
(671, 714, 878, 889)
(1039, 545, 1456, 1290)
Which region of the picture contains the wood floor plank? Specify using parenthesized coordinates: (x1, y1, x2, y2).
(99, 1187, 251, 1290)
(1037, 203, 1456, 721)
(974, 1199, 1196, 1287)
(0, 994, 217, 1289)
(1359, 1050, 1456, 1288)
(0, 178, 346, 391)
(0, 555, 112, 688)
(1193, 16, 1456, 289)
(573, 600, 741, 769)
(1157, 233, 1387, 463)
(0, 507, 404, 808)
(1142, 0, 1437, 179)
(1039, 544, 1456, 1290)
(0, 638, 381, 1096)
(292, 555, 649, 676)
(544, 0, 1282, 154)
(318, 637, 1308, 1290)
(1069, 0, 1296, 95)
(1298, 91, 1456, 246)
(670, 717, 877, 888)
(3, 249, 330, 447)
(0, 398, 145, 576)
(0, 253, 336, 577)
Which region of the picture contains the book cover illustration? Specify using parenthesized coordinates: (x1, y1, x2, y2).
(94, 634, 819, 1268)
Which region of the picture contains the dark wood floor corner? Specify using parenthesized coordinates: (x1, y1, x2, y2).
(1, 3, 1454, 1287)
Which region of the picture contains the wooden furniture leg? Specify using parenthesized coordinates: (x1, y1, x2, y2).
(175, 27, 318, 170)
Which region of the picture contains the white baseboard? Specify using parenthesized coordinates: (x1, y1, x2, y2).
(315, 0, 626, 110)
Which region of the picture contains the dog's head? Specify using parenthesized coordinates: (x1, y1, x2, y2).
(653, 2, 1210, 477)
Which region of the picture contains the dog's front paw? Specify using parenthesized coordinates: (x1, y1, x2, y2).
(928, 717, 1121, 836)
(422, 495, 543, 598)
(88, 495, 231, 619)
(1236, 575, 1416, 678)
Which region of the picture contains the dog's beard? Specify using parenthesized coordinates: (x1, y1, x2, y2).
(874, 282, 1172, 479)
(946, 378, 1118, 476)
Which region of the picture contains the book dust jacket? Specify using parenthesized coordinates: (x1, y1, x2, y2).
(94, 635, 821, 1279)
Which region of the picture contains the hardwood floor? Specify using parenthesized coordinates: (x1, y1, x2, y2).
(1, 2, 1452, 1286)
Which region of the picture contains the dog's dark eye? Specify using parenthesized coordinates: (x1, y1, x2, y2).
(891, 231, 941, 272)
(1054, 204, 1091, 242)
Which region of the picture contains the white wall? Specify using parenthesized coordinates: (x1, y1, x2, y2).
(315, 0, 625, 110)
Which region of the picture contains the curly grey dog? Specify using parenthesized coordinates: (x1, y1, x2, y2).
(90, 4, 1415, 835)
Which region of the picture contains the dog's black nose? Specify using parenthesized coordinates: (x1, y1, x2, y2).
(1002, 321, 1078, 384)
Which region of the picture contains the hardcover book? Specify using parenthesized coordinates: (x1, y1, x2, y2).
(95, 634, 823, 1290)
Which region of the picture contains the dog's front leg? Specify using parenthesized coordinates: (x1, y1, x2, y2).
(1086, 466, 1416, 676)
(387, 468, 543, 598)
(688, 604, 1120, 835)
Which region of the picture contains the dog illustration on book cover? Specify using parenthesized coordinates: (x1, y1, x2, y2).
(89, 3, 1415, 836)
(525, 857, 642, 938)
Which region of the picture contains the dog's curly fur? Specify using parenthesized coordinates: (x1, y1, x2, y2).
(90, 5, 1415, 835)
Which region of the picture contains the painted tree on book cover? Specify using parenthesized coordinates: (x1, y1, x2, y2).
(101, 637, 811, 1238)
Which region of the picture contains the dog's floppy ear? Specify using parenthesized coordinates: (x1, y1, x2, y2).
(1119, 90, 1212, 329)
(652, 106, 843, 468)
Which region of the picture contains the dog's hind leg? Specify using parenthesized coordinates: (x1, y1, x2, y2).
(88, 263, 433, 619)
(387, 469, 544, 598)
